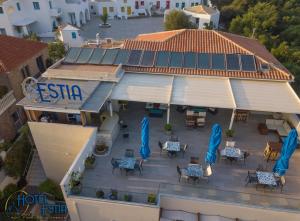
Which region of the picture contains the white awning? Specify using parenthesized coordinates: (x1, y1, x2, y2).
(171, 76, 236, 109)
(111, 73, 173, 104)
(12, 17, 36, 26)
(230, 79, 300, 113)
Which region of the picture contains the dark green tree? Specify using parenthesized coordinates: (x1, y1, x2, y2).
(164, 10, 196, 31)
(48, 41, 66, 63)
(100, 12, 108, 25)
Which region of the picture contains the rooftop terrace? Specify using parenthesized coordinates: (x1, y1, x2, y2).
(75, 102, 300, 212)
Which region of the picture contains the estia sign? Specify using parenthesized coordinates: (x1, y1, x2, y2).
(22, 77, 83, 103)
(5, 190, 68, 219)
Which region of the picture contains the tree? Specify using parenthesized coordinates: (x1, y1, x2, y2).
(100, 12, 108, 25)
(23, 32, 40, 41)
(164, 10, 196, 31)
(48, 41, 66, 63)
(204, 21, 214, 30)
(229, 2, 278, 48)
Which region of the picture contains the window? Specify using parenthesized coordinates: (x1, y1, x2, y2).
(0, 7, 3, 14)
(166, 1, 170, 9)
(16, 2, 21, 11)
(71, 32, 76, 39)
(90, 5, 93, 9)
(191, 3, 194, 6)
(36, 56, 45, 73)
(109, 7, 114, 12)
(33, 2, 40, 10)
(195, 2, 199, 5)
(0, 28, 6, 35)
(49, 1, 52, 9)
(175, 3, 179, 8)
(121, 6, 125, 12)
(156, 1, 160, 9)
(141, 1, 144, 6)
(123, 0, 127, 3)
(181, 2, 185, 9)
(195, 18, 199, 25)
(21, 65, 30, 79)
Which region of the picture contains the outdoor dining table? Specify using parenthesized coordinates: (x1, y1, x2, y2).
(163, 141, 180, 152)
(118, 157, 136, 170)
(186, 164, 203, 179)
(221, 147, 242, 161)
(256, 171, 277, 186)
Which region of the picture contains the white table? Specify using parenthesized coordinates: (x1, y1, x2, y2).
(221, 147, 242, 158)
(118, 157, 136, 170)
(256, 171, 277, 186)
(163, 141, 180, 152)
(186, 164, 203, 178)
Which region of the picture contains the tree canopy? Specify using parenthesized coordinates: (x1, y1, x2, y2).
(164, 10, 196, 31)
(217, 0, 300, 94)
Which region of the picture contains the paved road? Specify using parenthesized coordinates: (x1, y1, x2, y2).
(80, 16, 164, 40)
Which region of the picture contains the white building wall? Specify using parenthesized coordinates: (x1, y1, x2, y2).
(183, 9, 219, 29)
(0, 0, 90, 37)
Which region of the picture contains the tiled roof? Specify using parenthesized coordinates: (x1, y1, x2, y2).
(184, 5, 218, 15)
(0, 35, 47, 73)
(122, 29, 292, 81)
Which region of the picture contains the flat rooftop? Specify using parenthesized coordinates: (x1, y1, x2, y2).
(78, 102, 300, 211)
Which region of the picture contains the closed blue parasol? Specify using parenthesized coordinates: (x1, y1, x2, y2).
(205, 124, 222, 165)
(140, 117, 150, 160)
(273, 129, 298, 176)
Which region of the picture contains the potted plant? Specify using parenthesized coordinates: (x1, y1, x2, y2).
(108, 189, 118, 200)
(84, 154, 96, 169)
(94, 143, 108, 155)
(123, 194, 132, 202)
(96, 189, 105, 198)
(164, 124, 172, 135)
(69, 171, 82, 194)
(147, 193, 156, 205)
(225, 129, 235, 139)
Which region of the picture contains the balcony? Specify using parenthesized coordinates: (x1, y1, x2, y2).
(50, 8, 62, 17)
(0, 91, 16, 116)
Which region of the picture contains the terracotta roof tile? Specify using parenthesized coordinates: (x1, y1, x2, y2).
(184, 5, 218, 15)
(0, 35, 47, 73)
(122, 29, 292, 81)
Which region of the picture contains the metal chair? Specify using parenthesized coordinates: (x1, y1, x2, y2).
(111, 158, 120, 174)
(176, 165, 188, 183)
(158, 141, 163, 155)
(180, 144, 188, 158)
(276, 176, 285, 193)
(242, 151, 250, 164)
(245, 171, 258, 186)
(226, 141, 236, 148)
(203, 165, 212, 183)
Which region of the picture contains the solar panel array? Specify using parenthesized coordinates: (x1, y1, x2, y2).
(64, 47, 258, 72)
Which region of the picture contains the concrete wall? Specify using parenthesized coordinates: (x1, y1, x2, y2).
(29, 122, 97, 183)
(64, 196, 160, 221)
(160, 195, 300, 221)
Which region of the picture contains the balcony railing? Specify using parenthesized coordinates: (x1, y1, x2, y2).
(159, 183, 300, 213)
(69, 186, 159, 206)
(0, 91, 16, 116)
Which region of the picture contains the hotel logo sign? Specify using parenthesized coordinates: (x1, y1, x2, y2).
(5, 190, 68, 219)
(22, 77, 82, 103)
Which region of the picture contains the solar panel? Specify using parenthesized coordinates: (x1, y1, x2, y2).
(127, 50, 143, 66)
(140, 51, 155, 67)
(211, 54, 225, 70)
(88, 48, 106, 64)
(169, 52, 183, 68)
(114, 49, 130, 65)
(241, 55, 256, 71)
(197, 53, 211, 69)
(76, 48, 94, 64)
(226, 54, 240, 71)
(101, 49, 119, 65)
(183, 52, 197, 68)
(155, 51, 170, 67)
(64, 47, 81, 63)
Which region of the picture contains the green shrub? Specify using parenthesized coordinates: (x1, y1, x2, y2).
(164, 124, 172, 131)
(4, 134, 32, 177)
(0, 141, 11, 152)
(38, 179, 64, 201)
(96, 190, 104, 198)
(225, 129, 235, 138)
(147, 193, 156, 204)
